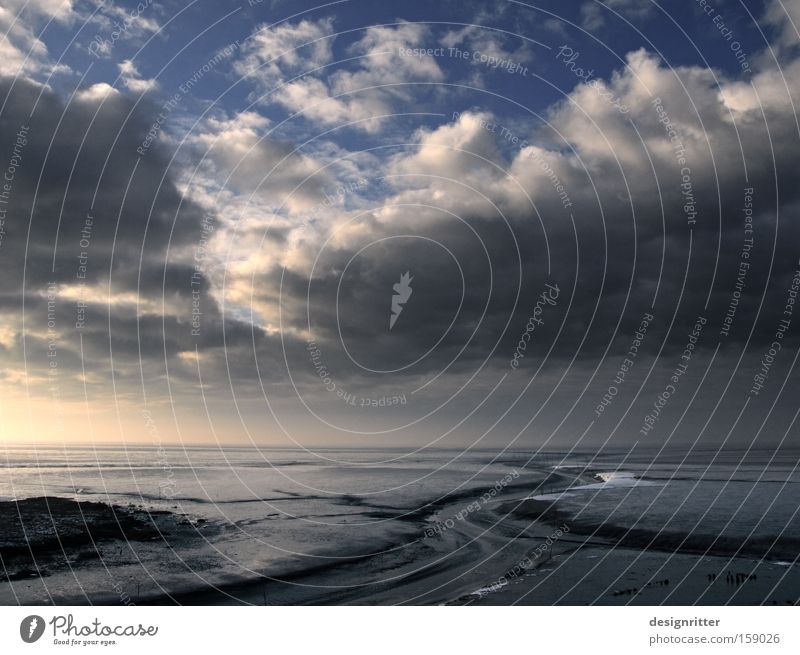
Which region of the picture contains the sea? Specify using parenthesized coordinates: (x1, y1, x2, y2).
(1, 445, 798, 604)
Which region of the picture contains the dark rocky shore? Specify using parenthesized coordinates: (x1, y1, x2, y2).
(0, 497, 169, 582)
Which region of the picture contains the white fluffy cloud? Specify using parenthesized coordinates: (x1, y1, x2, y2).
(236, 20, 445, 133)
(189, 110, 328, 211)
(234, 18, 335, 87)
(763, 0, 800, 51)
(75, 81, 119, 102)
(0, 5, 59, 77)
(118, 59, 158, 93)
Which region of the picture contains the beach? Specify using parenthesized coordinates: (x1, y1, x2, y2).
(1, 447, 798, 605)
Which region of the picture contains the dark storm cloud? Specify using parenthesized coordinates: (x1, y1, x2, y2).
(3, 6, 800, 422)
(251, 47, 800, 388)
(0, 78, 196, 286)
(0, 76, 303, 400)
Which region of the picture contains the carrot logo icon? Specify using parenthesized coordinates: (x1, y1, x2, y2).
(20, 615, 45, 643)
(389, 272, 413, 330)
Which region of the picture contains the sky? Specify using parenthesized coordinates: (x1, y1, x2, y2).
(1, 0, 799, 451)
